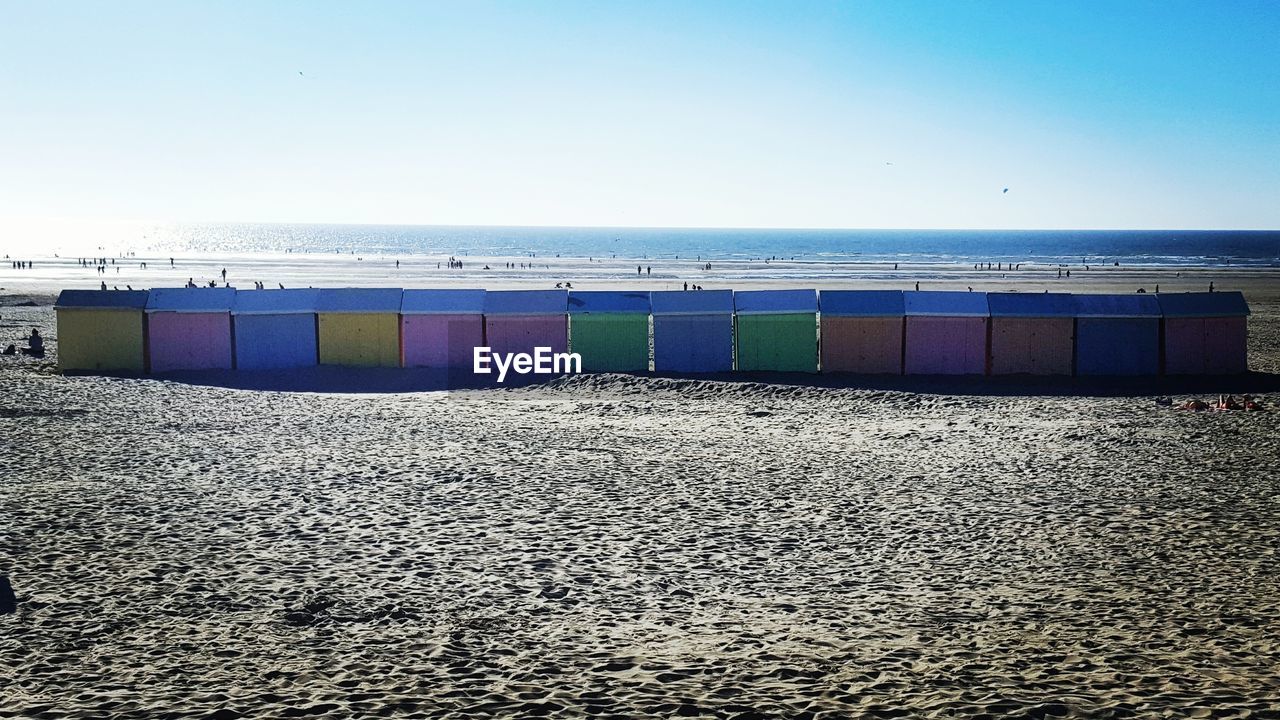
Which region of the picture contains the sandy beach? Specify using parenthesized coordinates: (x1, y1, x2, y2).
(3, 257, 1280, 718)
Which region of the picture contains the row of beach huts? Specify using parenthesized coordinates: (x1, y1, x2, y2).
(54, 288, 1250, 376)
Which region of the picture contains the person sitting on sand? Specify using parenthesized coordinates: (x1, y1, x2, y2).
(1242, 395, 1263, 411)
(2, 344, 15, 356)
(20, 329, 43, 358)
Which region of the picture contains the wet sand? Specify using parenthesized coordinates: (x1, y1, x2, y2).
(2, 263, 1280, 718)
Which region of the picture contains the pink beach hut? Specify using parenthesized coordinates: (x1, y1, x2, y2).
(400, 289, 486, 368)
(145, 287, 236, 372)
(903, 291, 990, 375)
(482, 290, 568, 358)
(1157, 291, 1250, 375)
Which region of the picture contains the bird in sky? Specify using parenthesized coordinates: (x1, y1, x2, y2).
(1002, 187, 1009, 194)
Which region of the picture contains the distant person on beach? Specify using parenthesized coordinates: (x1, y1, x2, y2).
(221, 268, 227, 282)
(2, 344, 15, 356)
(684, 282, 688, 291)
(21, 329, 43, 358)
(0, 575, 14, 614)
(100, 282, 106, 291)
(915, 282, 920, 291)
(1210, 282, 1215, 292)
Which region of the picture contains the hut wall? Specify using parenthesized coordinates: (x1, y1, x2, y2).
(147, 312, 234, 372)
(652, 315, 733, 373)
(569, 314, 649, 372)
(401, 314, 485, 368)
(1075, 318, 1160, 375)
(56, 308, 146, 372)
(904, 317, 988, 375)
(990, 317, 1074, 375)
(735, 313, 817, 373)
(317, 313, 401, 367)
(233, 314, 318, 370)
(819, 316, 903, 374)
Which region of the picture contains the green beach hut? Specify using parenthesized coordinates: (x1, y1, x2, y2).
(568, 291, 651, 372)
(733, 289, 819, 373)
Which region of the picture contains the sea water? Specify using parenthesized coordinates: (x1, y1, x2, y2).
(7, 222, 1280, 267)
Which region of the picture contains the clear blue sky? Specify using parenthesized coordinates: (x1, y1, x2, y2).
(2, 0, 1277, 230)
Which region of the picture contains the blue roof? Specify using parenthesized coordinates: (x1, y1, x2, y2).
(733, 289, 817, 315)
(987, 292, 1075, 318)
(483, 289, 568, 316)
(819, 290, 904, 317)
(903, 291, 990, 317)
(315, 288, 403, 313)
(1072, 294, 1162, 318)
(568, 290, 651, 314)
(55, 289, 149, 310)
(650, 290, 734, 315)
(146, 287, 237, 313)
(233, 288, 319, 315)
(401, 289, 486, 314)
(1157, 291, 1250, 318)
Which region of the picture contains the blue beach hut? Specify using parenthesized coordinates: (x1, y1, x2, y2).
(232, 289, 320, 370)
(651, 290, 734, 373)
(1073, 294, 1162, 376)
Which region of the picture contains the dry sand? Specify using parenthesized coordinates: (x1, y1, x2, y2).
(2, 264, 1280, 719)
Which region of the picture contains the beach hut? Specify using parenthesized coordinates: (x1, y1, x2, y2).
(1158, 291, 1250, 375)
(568, 291, 651, 372)
(316, 288, 403, 367)
(651, 290, 734, 373)
(733, 290, 818, 373)
(232, 289, 320, 370)
(818, 290, 904, 374)
(401, 289, 486, 369)
(1073, 294, 1162, 376)
(483, 290, 568, 358)
(987, 293, 1075, 376)
(54, 289, 149, 372)
(145, 287, 236, 372)
(903, 291, 990, 375)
